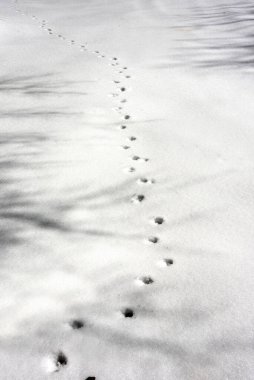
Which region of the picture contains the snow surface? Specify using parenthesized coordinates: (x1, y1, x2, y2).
(0, 0, 254, 379)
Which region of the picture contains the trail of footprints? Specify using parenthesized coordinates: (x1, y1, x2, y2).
(14, 1, 175, 377)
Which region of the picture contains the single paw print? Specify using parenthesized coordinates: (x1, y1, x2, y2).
(135, 276, 154, 286)
(157, 258, 174, 267)
(131, 194, 145, 203)
(69, 319, 84, 329)
(147, 236, 159, 244)
(151, 216, 165, 225)
(121, 308, 135, 318)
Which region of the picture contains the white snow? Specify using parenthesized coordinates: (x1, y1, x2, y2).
(0, 0, 254, 379)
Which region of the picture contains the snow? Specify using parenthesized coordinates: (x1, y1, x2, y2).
(0, 0, 254, 379)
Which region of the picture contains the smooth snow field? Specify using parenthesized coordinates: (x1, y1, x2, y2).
(0, 0, 254, 379)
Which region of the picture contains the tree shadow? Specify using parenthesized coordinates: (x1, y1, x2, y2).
(154, 0, 254, 73)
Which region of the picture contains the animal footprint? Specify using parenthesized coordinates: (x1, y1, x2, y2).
(42, 351, 68, 373)
(128, 136, 136, 141)
(157, 258, 174, 267)
(135, 276, 154, 286)
(121, 308, 135, 318)
(69, 319, 84, 329)
(137, 177, 155, 185)
(124, 115, 131, 120)
(151, 217, 165, 225)
(124, 167, 136, 173)
(140, 157, 149, 162)
(120, 125, 127, 130)
(147, 236, 159, 244)
(131, 194, 145, 203)
(85, 377, 96, 380)
(132, 156, 149, 162)
(121, 145, 131, 150)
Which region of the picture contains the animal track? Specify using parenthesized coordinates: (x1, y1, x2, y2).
(124, 167, 136, 173)
(157, 258, 174, 267)
(131, 194, 145, 203)
(69, 319, 84, 329)
(147, 236, 159, 244)
(121, 308, 135, 318)
(13, 6, 160, 377)
(135, 276, 154, 286)
(152, 217, 165, 225)
(132, 156, 149, 162)
(140, 157, 149, 162)
(137, 177, 155, 185)
(42, 351, 68, 373)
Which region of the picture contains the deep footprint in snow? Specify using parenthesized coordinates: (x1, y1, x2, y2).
(137, 177, 155, 185)
(85, 377, 96, 380)
(152, 217, 165, 225)
(135, 276, 154, 286)
(132, 156, 149, 162)
(115, 106, 123, 111)
(124, 115, 131, 120)
(69, 319, 84, 330)
(147, 236, 159, 244)
(128, 136, 137, 141)
(140, 157, 149, 162)
(121, 145, 131, 150)
(131, 194, 145, 203)
(121, 308, 135, 318)
(157, 258, 174, 267)
(124, 167, 136, 173)
(120, 87, 126, 92)
(120, 125, 127, 130)
(42, 351, 68, 373)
